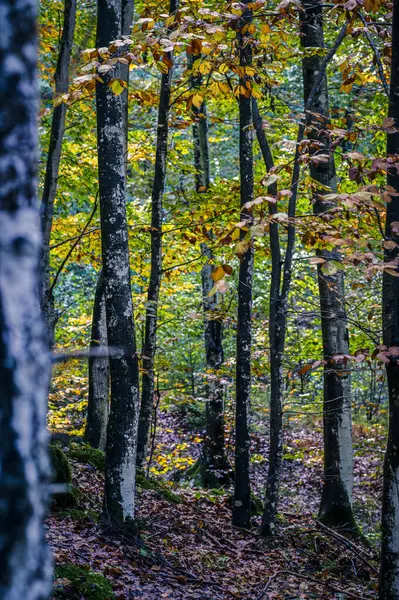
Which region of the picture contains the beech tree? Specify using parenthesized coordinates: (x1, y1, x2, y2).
(380, 0, 399, 594)
(0, 0, 52, 597)
(260, 18, 349, 536)
(86, 0, 132, 450)
(300, 0, 356, 530)
(40, 0, 77, 344)
(233, 0, 254, 529)
(183, 53, 230, 487)
(96, 0, 140, 522)
(136, 0, 179, 468)
(84, 271, 109, 450)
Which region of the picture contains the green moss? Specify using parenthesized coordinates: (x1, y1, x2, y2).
(250, 492, 264, 516)
(69, 443, 105, 471)
(136, 470, 182, 504)
(177, 458, 232, 489)
(49, 443, 78, 509)
(56, 508, 99, 523)
(50, 444, 72, 484)
(53, 563, 115, 600)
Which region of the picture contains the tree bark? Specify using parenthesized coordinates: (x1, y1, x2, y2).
(121, 0, 134, 173)
(258, 18, 348, 537)
(84, 271, 109, 450)
(96, 0, 140, 523)
(136, 0, 179, 468)
(233, 0, 254, 529)
(300, 0, 355, 530)
(185, 51, 229, 486)
(40, 0, 77, 345)
(252, 99, 285, 537)
(200, 245, 230, 485)
(380, 0, 399, 594)
(0, 1, 52, 597)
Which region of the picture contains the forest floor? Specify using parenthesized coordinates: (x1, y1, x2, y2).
(48, 408, 384, 600)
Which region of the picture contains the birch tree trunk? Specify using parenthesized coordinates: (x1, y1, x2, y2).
(136, 0, 179, 468)
(96, 0, 140, 523)
(232, 0, 254, 528)
(40, 0, 77, 345)
(380, 0, 399, 594)
(84, 271, 109, 450)
(300, 0, 356, 530)
(0, 1, 52, 597)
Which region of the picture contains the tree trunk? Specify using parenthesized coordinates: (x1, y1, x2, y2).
(300, 0, 355, 530)
(252, 99, 285, 537)
(121, 0, 134, 173)
(186, 51, 229, 487)
(257, 15, 348, 537)
(96, 0, 140, 523)
(201, 245, 230, 484)
(136, 0, 179, 468)
(0, 1, 52, 597)
(380, 0, 399, 594)
(232, 0, 254, 529)
(40, 0, 77, 345)
(84, 271, 109, 450)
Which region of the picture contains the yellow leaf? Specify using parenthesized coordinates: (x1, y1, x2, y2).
(192, 93, 203, 108)
(199, 61, 212, 75)
(212, 266, 225, 282)
(109, 79, 126, 95)
(218, 81, 230, 95)
(156, 61, 168, 74)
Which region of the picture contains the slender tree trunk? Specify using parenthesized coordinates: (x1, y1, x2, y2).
(96, 0, 140, 523)
(185, 52, 229, 486)
(252, 99, 285, 537)
(300, 0, 355, 530)
(84, 271, 109, 450)
(121, 0, 134, 172)
(257, 20, 348, 536)
(40, 0, 77, 345)
(136, 0, 179, 468)
(380, 0, 399, 594)
(233, 0, 254, 528)
(0, 1, 52, 597)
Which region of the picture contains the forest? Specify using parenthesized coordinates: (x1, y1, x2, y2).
(1, 0, 399, 597)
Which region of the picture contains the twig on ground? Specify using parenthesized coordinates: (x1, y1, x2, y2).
(316, 520, 379, 572)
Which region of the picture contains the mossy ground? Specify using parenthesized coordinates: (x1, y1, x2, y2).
(50, 442, 79, 509)
(179, 457, 233, 489)
(69, 443, 106, 471)
(136, 469, 182, 504)
(53, 563, 115, 600)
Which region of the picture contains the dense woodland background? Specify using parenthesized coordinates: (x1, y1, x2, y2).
(1, 0, 399, 597)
